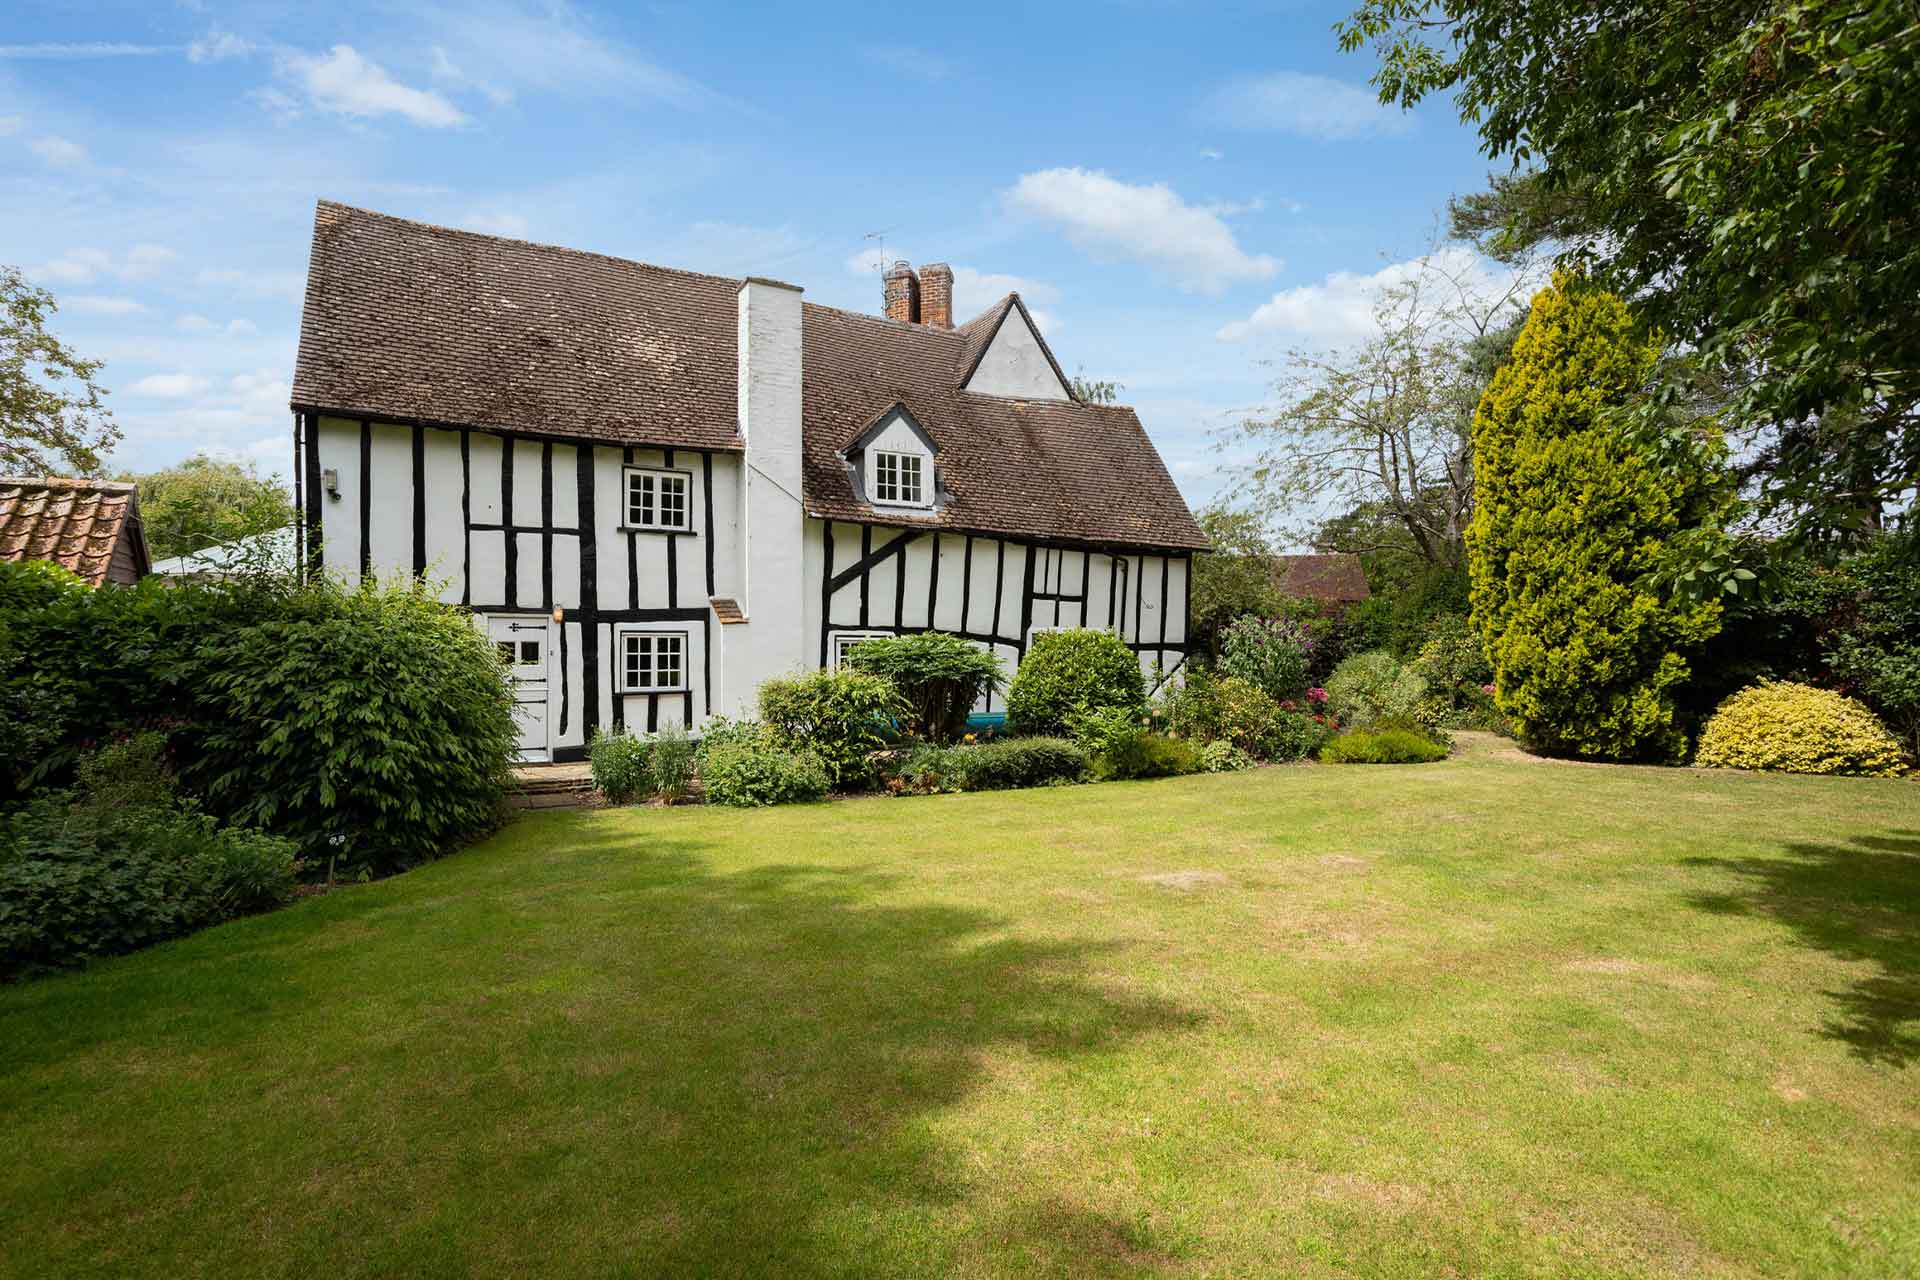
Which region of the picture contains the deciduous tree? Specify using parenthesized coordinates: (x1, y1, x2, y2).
(0, 266, 119, 475)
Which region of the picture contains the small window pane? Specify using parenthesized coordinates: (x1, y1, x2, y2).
(519, 640, 541, 666)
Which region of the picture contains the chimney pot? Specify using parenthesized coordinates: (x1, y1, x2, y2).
(883, 260, 919, 324)
(919, 263, 954, 329)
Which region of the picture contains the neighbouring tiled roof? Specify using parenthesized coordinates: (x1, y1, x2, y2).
(0, 476, 146, 587)
(1273, 553, 1370, 603)
(294, 202, 1207, 551)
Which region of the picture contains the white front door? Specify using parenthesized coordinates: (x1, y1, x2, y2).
(489, 615, 551, 763)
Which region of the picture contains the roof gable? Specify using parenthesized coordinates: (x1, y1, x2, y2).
(958, 295, 1073, 401)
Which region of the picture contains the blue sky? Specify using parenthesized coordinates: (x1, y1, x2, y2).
(1, 1, 1492, 506)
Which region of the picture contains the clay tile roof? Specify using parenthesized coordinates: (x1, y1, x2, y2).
(294, 201, 1206, 551)
(293, 200, 744, 452)
(1272, 553, 1370, 603)
(0, 476, 147, 587)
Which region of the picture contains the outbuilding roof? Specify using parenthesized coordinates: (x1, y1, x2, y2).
(1272, 553, 1371, 604)
(292, 202, 1206, 552)
(0, 476, 149, 586)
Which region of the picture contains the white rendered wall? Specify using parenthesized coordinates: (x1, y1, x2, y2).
(965, 308, 1071, 400)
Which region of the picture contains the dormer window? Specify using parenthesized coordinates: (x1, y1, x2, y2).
(872, 450, 928, 507)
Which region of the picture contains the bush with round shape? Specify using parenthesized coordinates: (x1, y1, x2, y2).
(1092, 732, 1202, 781)
(700, 742, 830, 807)
(1694, 681, 1906, 778)
(1200, 739, 1256, 772)
(1218, 616, 1315, 703)
(1006, 628, 1145, 737)
(1318, 728, 1449, 765)
(757, 667, 904, 789)
(589, 731, 653, 803)
(951, 737, 1087, 791)
(842, 631, 1004, 742)
(1325, 650, 1429, 731)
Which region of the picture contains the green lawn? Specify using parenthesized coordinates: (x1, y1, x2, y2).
(4, 736, 1918, 1278)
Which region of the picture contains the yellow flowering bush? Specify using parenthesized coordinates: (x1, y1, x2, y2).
(1694, 680, 1907, 778)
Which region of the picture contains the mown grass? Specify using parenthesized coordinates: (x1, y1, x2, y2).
(3, 735, 1918, 1277)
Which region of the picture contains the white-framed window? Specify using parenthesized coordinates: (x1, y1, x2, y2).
(624, 467, 693, 532)
(828, 630, 891, 670)
(618, 629, 688, 691)
(870, 449, 930, 508)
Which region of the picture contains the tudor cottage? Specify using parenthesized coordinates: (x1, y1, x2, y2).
(291, 202, 1206, 761)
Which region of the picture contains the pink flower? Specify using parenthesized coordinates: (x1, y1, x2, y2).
(1308, 687, 1329, 705)
(1481, 683, 1496, 696)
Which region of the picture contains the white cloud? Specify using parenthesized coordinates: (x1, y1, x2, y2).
(1002, 167, 1278, 294)
(122, 243, 180, 279)
(247, 87, 302, 122)
(226, 318, 258, 336)
(187, 31, 255, 63)
(1216, 247, 1514, 345)
(1198, 72, 1414, 142)
(66, 295, 146, 316)
(1199, 147, 1224, 160)
(130, 373, 212, 398)
(35, 248, 112, 284)
(0, 115, 22, 136)
(196, 267, 308, 300)
(459, 209, 532, 238)
(279, 45, 467, 128)
(30, 135, 87, 166)
(0, 42, 174, 59)
(175, 314, 215, 332)
(424, 4, 719, 111)
(227, 371, 292, 416)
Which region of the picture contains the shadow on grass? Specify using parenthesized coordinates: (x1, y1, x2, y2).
(1684, 829, 1920, 1068)
(0, 827, 1199, 1277)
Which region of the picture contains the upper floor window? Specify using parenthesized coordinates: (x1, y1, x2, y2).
(871, 450, 929, 508)
(625, 467, 692, 532)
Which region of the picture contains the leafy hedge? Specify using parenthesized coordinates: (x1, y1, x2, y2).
(0, 563, 518, 873)
(1, 736, 298, 978)
(1694, 681, 1906, 778)
(758, 668, 902, 788)
(1006, 629, 1145, 737)
(701, 741, 830, 807)
(1319, 728, 1450, 765)
(883, 738, 1088, 794)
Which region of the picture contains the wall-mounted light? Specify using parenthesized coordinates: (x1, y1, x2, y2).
(322, 468, 341, 501)
(551, 606, 565, 624)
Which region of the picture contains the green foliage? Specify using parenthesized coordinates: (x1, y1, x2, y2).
(1, 735, 298, 978)
(1217, 616, 1314, 703)
(1199, 740, 1257, 773)
(589, 731, 653, 804)
(884, 737, 1090, 795)
(1, 265, 121, 474)
(649, 722, 696, 804)
(1412, 613, 1494, 723)
(1467, 276, 1723, 761)
(1318, 728, 1450, 765)
(1339, 0, 1920, 537)
(0, 566, 518, 872)
(1325, 650, 1428, 732)
(1159, 670, 1321, 761)
(1694, 681, 1906, 779)
(842, 631, 1003, 743)
(757, 668, 903, 789)
(1189, 507, 1282, 657)
(696, 715, 773, 757)
(1005, 628, 1146, 737)
(1092, 733, 1202, 782)
(129, 454, 294, 563)
(699, 742, 830, 808)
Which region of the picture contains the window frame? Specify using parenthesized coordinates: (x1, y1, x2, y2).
(621, 466, 697, 534)
(827, 630, 892, 670)
(616, 627, 691, 693)
(867, 448, 932, 510)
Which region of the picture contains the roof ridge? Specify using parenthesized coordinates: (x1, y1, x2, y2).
(0, 475, 136, 492)
(314, 199, 745, 292)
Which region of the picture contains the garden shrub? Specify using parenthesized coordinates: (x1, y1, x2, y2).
(757, 668, 903, 789)
(1005, 629, 1145, 737)
(695, 714, 772, 756)
(1325, 650, 1429, 731)
(1318, 728, 1450, 765)
(1199, 740, 1256, 772)
(952, 737, 1087, 791)
(589, 731, 653, 803)
(1218, 616, 1315, 703)
(700, 741, 830, 807)
(648, 722, 696, 803)
(1693, 681, 1906, 778)
(842, 631, 1003, 742)
(1, 735, 298, 978)
(1094, 732, 1202, 781)
(1467, 273, 1724, 762)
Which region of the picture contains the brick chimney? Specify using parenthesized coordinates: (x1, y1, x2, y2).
(919, 263, 954, 329)
(882, 260, 919, 324)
